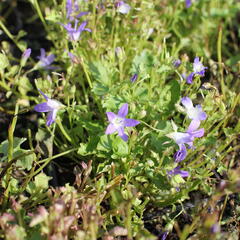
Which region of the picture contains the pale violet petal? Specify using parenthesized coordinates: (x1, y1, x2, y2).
(181, 97, 193, 110)
(46, 109, 57, 126)
(118, 103, 128, 118)
(117, 2, 131, 14)
(191, 128, 204, 138)
(106, 112, 117, 122)
(117, 126, 128, 141)
(124, 119, 140, 127)
(174, 144, 187, 162)
(38, 89, 49, 101)
(105, 123, 117, 134)
(120, 134, 128, 141)
(187, 120, 200, 133)
(167, 132, 193, 145)
(34, 102, 52, 112)
(47, 99, 62, 110)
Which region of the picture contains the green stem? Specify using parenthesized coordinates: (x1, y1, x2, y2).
(0, 20, 24, 51)
(56, 119, 73, 143)
(217, 25, 225, 97)
(32, 0, 48, 30)
(140, 120, 163, 133)
(20, 148, 78, 193)
(3, 104, 19, 204)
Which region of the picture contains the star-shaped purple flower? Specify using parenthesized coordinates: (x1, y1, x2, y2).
(61, 20, 91, 41)
(37, 48, 55, 70)
(105, 103, 140, 141)
(66, 0, 88, 21)
(116, 1, 131, 14)
(186, 57, 207, 84)
(167, 120, 204, 162)
(34, 90, 63, 126)
(181, 97, 207, 126)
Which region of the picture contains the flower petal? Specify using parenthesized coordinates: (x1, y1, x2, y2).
(117, 126, 128, 141)
(38, 89, 49, 101)
(40, 48, 46, 58)
(124, 118, 140, 127)
(181, 97, 193, 109)
(105, 123, 117, 134)
(46, 54, 55, 65)
(191, 128, 204, 138)
(34, 102, 52, 112)
(106, 112, 117, 122)
(174, 144, 187, 162)
(76, 11, 89, 18)
(168, 166, 189, 177)
(185, 0, 192, 8)
(79, 21, 87, 31)
(186, 72, 194, 84)
(194, 57, 200, 64)
(46, 109, 57, 126)
(167, 132, 193, 145)
(187, 120, 200, 133)
(118, 103, 128, 117)
(194, 105, 207, 120)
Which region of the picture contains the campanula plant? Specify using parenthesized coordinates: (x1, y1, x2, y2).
(0, 0, 239, 239)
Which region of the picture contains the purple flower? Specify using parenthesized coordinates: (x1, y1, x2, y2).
(193, 57, 207, 76)
(168, 166, 189, 178)
(186, 57, 207, 84)
(116, 1, 131, 14)
(167, 121, 204, 162)
(105, 103, 140, 141)
(185, 0, 192, 8)
(34, 90, 63, 126)
(181, 97, 207, 124)
(66, 0, 88, 21)
(130, 73, 138, 83)
(37, 48, 55, 69)
(62, 20, 91, 41)
(173, 59, 181, 68)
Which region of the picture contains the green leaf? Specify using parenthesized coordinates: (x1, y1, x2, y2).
(112, 137, 129, 156)
(92, 82, 109, 96)
(97, 135, 113, 152)
(158, 79, 180, 113)
(15, 150, 36, 171)
(34, 172, 52, 190)
(89, 61, 111, 85)
(0, 53, 9, 71)
(18, 76, 32, 95)
(0, 138, 26, 157)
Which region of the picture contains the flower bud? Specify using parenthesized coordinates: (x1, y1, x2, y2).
(20, 48, 31, 66)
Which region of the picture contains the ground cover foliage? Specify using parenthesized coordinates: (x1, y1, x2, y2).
(0, 0, 240, 239)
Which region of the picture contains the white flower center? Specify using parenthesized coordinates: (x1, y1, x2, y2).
(112, 117, 124, 128)
(193, 62, 203, 73)
(186, 107, 199, 120)
(47, 99, 62, 110)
